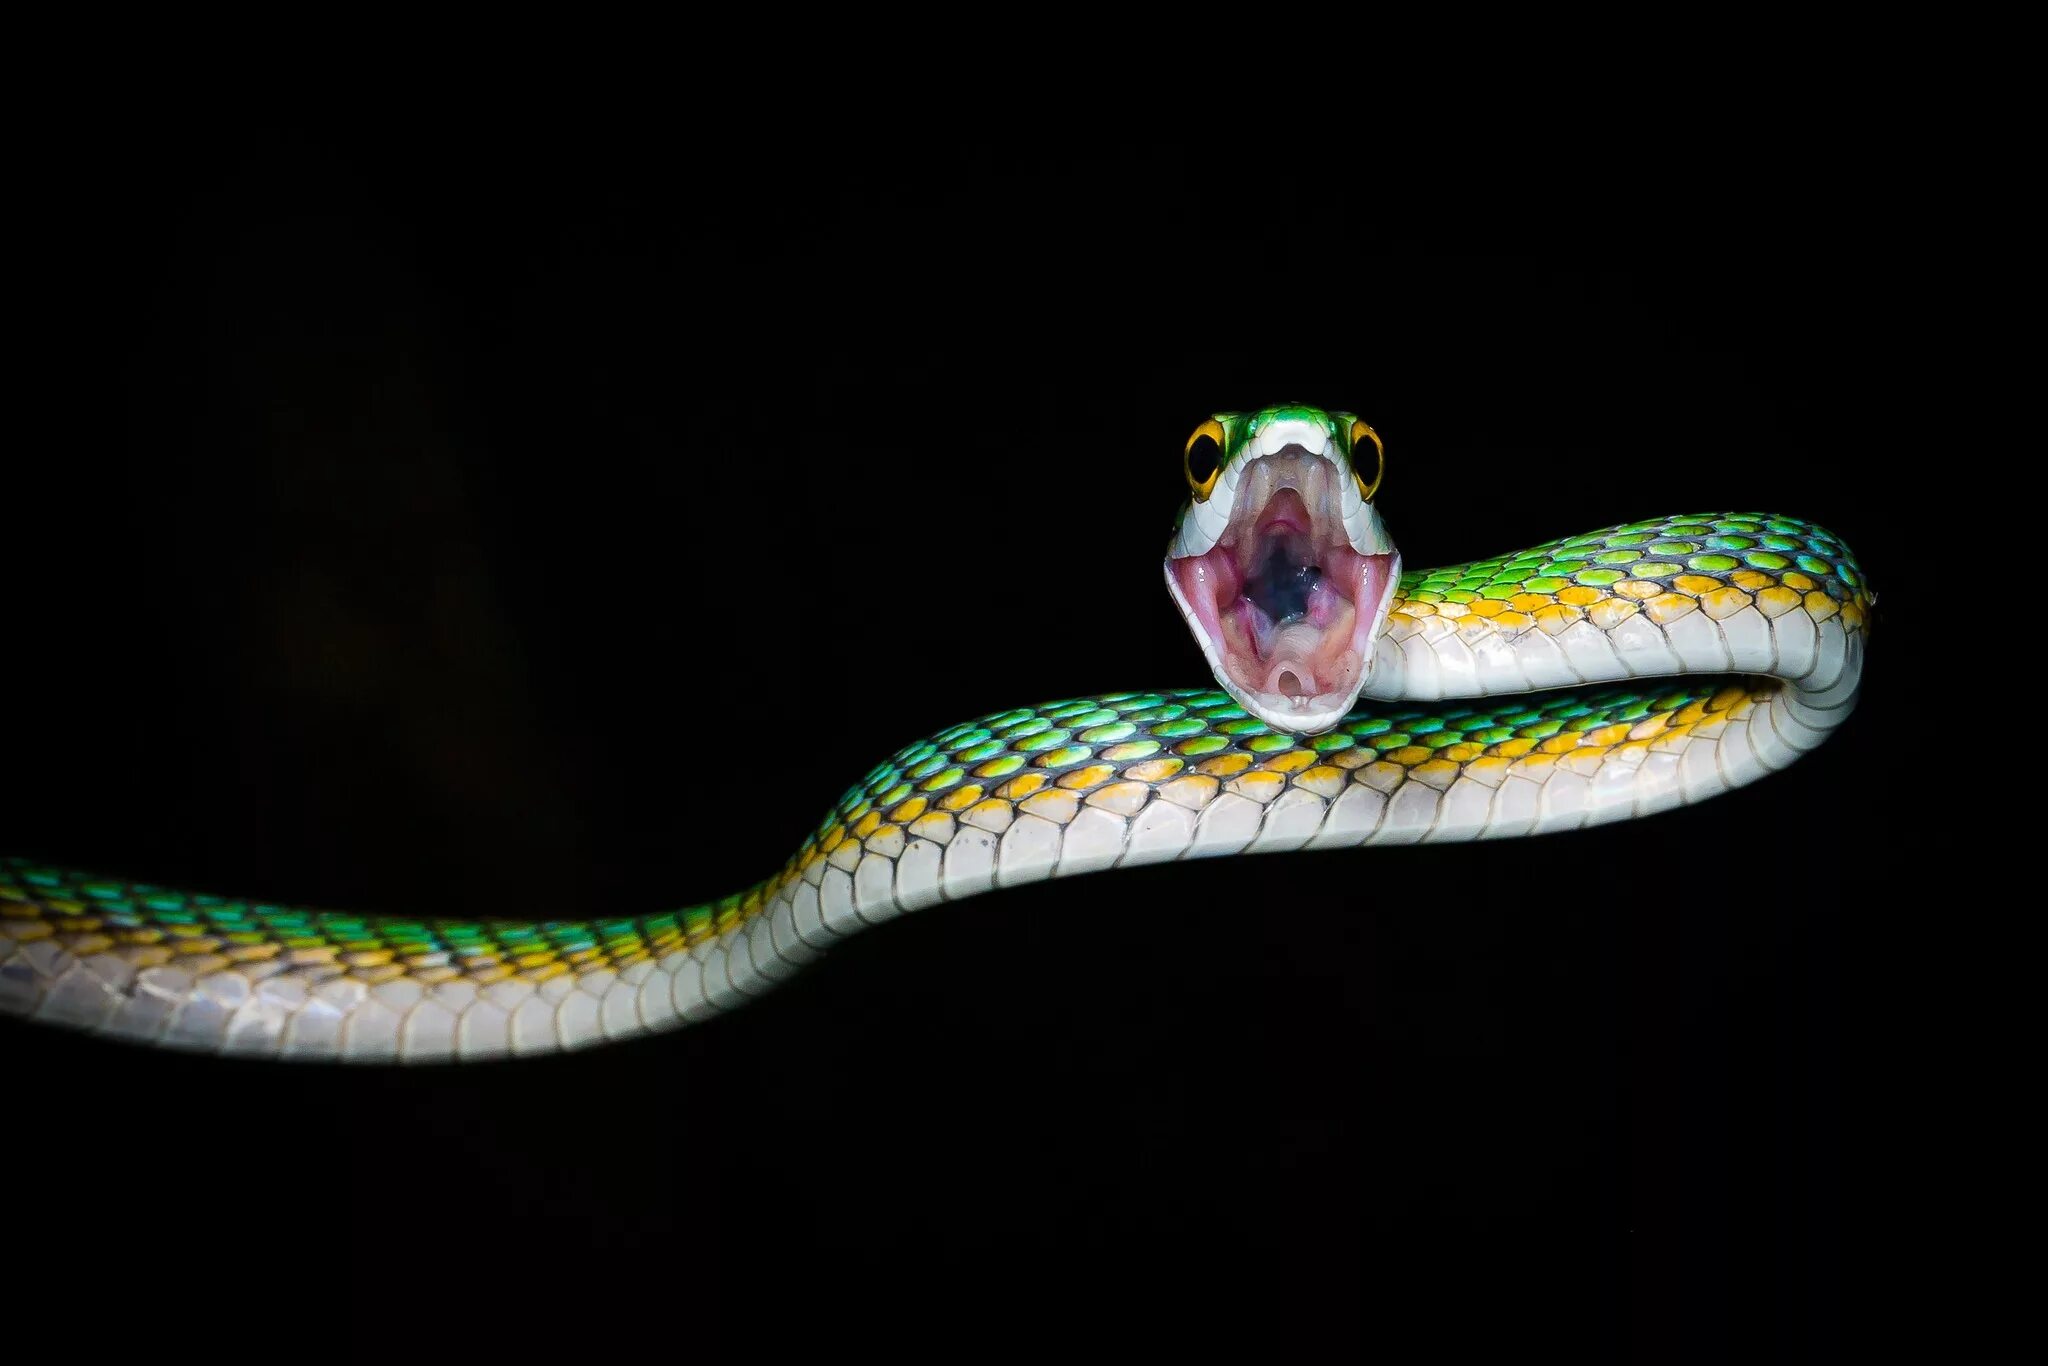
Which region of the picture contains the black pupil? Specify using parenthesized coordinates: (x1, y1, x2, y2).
(1187, 435, 1220, 485)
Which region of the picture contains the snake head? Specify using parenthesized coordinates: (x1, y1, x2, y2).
(1165, 405, 1401, 735)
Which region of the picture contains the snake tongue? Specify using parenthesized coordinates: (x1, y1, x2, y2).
(1262, 622, 1325, 696)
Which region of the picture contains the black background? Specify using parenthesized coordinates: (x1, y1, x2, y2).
(6, 123, 1919, 1356)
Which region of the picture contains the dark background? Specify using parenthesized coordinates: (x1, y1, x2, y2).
(6, 125, 1917, 1356)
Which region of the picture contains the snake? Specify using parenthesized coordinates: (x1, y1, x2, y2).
(0, 404, 1871, 1063)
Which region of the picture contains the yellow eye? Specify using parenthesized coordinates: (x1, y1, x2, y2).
(1184, 419, 1225, 501)
(1350, 419, 1385, 501)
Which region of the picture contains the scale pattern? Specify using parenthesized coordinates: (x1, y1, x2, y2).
(0, 512, 1870, 1061)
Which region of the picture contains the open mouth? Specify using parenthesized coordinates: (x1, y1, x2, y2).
(1166, 445, 1400, 733)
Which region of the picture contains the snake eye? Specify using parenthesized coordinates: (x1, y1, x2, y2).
(1184, 419, 1226, 501)
(1349, 419, 1385, 501)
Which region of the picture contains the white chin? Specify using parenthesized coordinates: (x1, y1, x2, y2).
(1230, 688, 1359, 736)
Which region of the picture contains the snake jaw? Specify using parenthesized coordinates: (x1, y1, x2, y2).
(1166, 440, 1401, 735)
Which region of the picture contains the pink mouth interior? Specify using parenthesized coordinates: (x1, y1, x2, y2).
(1173, 484, 1396, 703)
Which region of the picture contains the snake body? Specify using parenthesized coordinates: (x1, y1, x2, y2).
(0, 410, 1870, 1063)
